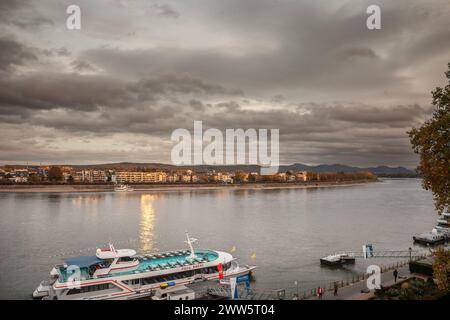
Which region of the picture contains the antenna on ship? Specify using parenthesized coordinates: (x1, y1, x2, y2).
(184, 230, 198, 260)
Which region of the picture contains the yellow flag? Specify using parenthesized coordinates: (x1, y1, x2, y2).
(230, 246, 236, 253)
(251, 252, 256, 260)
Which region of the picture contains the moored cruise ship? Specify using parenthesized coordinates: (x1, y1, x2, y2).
(33, 233, 256, 300)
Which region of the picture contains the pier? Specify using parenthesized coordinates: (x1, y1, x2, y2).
(346, 250, 429, 259)
(334, 249, 429, 259)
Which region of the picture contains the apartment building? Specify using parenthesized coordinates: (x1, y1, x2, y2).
(115, 171, 167, 183)
(295, 171, 308, 182)
(73, 170, 107, 183)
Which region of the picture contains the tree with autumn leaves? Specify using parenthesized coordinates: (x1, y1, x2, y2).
(409, 63, 450, 294)
(409, 63, 450, 214)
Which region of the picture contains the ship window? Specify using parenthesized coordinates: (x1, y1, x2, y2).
(101, 259, 114, 268)
(207, 267, 216, 274)
(180, 270, 193, 277)
(67, 288, 81, 295)
(118, 256, 134, 263)
(142, 277, 157, 285)
(69, 283, 112, 294)
(124, 279, 140, 285)
(194, 268, 202, 275)
(201, 267, 209, 274)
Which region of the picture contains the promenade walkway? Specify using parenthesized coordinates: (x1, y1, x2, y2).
(308, 264, 411, 300)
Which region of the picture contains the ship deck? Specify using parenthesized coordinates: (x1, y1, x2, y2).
(58, 249, 219, 282)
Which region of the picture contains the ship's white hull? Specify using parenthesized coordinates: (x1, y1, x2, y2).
(41, 264, 255, 300)
(36, 233, 256, 300)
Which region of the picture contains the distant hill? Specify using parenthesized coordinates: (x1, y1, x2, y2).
(2, 161, 416, 176)
(67, 162, 416, 176)
(279, 163, 416, 175)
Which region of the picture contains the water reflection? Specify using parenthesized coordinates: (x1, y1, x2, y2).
(139, 194, 157, 254)
(71, 195, 103, 206)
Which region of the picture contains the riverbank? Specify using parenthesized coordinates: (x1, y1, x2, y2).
(0, 179, 377, 193)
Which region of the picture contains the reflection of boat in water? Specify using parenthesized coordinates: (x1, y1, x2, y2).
(320, 253, 355, 267)
(114, 184, 134, 192)
(33, 232, 256, 300)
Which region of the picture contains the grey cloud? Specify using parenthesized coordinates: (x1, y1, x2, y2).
(0, 71, 242, 117)
(0, 74, 131, 113)
(130, 74, 243, 97)
(150, 4, 180, 19)
(0, 37, 37, 72)
(71, 60, 97, 72)
(82, 0, 448, 99)
(42, 47, 71, 57)
(336, 47, 379, 61)
(0, 0, 53, 29)
(308, 104, 433, 126)
(0, 0, 447, 167)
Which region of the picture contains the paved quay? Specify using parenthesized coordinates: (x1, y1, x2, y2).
(307, 264, 412, 300)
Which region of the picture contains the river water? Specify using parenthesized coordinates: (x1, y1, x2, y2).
(0, 179, 438, 299)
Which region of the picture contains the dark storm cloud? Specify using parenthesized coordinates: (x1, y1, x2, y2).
(77, 0, 449, 95)
(0, 71, 243, 119)
(0, 74, 130, 113)
(0, 37, 37, 72)
(0, 0, 448, 166)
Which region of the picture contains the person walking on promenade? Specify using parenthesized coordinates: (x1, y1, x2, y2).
(393, 269, 398, 283)
(319, 287, 324, 299)
(333, 282, 338, 296)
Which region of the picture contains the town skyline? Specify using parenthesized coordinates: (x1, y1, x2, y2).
(0, 160, 416, 174)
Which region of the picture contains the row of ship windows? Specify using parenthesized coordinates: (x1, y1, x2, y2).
(125, 263, 232, 286)
(66, 283, 113, 295)
(65, 263, 232, 295)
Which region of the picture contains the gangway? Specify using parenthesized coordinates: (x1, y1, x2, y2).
(344, 249, 429, 259)
(320, 247, 431, 266)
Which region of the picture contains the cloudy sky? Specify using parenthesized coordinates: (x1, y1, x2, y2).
(1, 0, 449, 167)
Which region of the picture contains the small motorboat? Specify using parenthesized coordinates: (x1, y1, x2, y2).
(320, 253, 355, 267)
(114, 184, 134, 192)
(413, 229, 448, 245)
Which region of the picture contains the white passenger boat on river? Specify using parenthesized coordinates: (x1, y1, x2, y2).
(33, 233, 256, 300)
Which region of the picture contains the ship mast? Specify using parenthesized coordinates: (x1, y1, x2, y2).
(184, 231, 198, 260)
